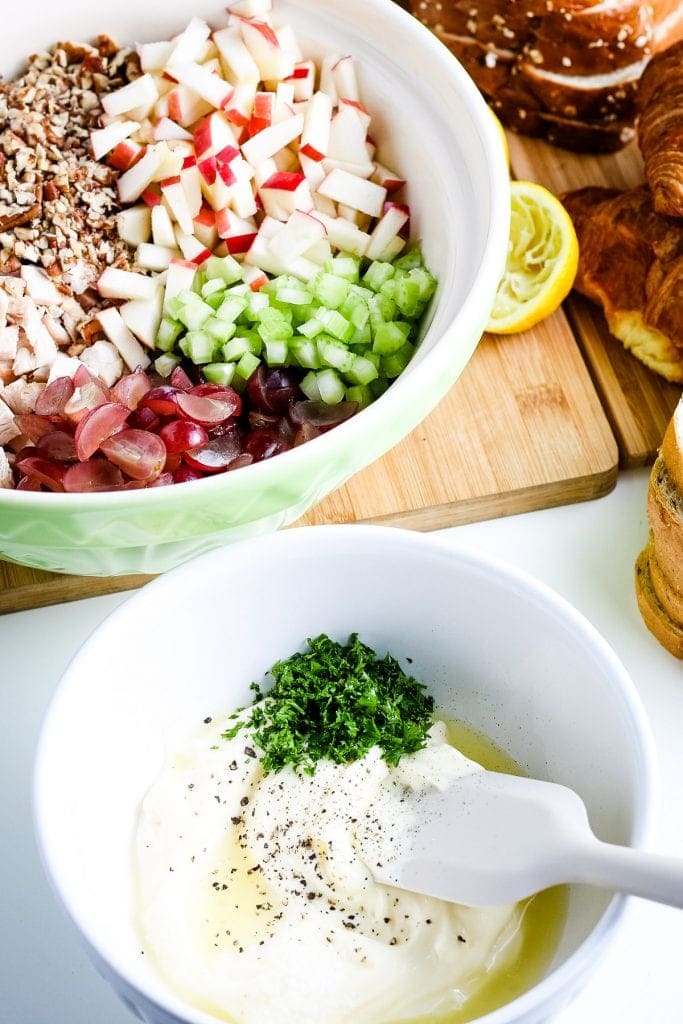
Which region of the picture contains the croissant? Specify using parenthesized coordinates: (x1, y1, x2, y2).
(638, 39, 683, 217)
(561, 184, 683, 383)
(411, 1, 683, 153)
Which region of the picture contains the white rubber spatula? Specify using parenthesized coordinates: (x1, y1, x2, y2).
(371, 770, 683, 908)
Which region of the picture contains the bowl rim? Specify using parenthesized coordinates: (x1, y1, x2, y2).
(1, 0, 510, 513)
(33, 523, 659, 1024)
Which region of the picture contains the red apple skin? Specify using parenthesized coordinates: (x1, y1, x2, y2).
(107, 140, 144, 171)
(261, 171, 305, 192)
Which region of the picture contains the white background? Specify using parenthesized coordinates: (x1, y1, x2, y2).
(2, 467, 682, 1023)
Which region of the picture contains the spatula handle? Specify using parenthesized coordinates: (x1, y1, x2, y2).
(573, 841, 683, 909)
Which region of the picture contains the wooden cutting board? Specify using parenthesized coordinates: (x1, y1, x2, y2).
(6, 125, 681, 614)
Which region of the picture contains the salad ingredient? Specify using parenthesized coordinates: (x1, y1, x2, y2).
(222, 633, 435, 775)
(136, 716, 526, 1024)
(486, 181, 578, 335)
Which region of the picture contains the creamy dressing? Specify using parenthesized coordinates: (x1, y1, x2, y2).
(135, 715, 565, 1024)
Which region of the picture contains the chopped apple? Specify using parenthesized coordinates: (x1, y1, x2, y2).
(166, 17, 212, 66)
(364, 203, 409, 259)
(168, 61, 234, 110)
(313, 212, 370, 256)
(108, 139, 145, 172)
(90, 120, 140, 160)
(239, 19, 295, 81)
(152, 204, 178, 248)
(137, 40, 174, 73)
(175, 231, 213, 264)
(163, 258, 197, 312)
(259, 170, 312, 220)
(240, 112, 304, 165)
(160, 175, 195, 234)
(371, 162, 406, 194)
(120, 288, 164, 348)
(213, 26, 260, 84)
(98, 267, 160, 302)
(96, 307, 151, 371)
(215, 208, 258, 252)
(267, 209, 325, 262)
(299, 91, 332, 162)
(327, 103, 369, 165)
(227, 0, 272, 17)
(332, 55, 359, 102)
(320, 54, 340, 106)
(180, 156, 203, 217)
(242, 264, 269, 291)
(167, 84, 213, 127)
(117, 146, 163, 204)
(102, 73, 159, 119)
(317, 167, 386, 217)
(117, 205, 152, 247)
(193, 111, 239, 158)
(152, 117, 193, 142)
(285, 60, 315, 101)
(193, 206, 219, 250)
(136, 242, 177, 272)
(229, 176, 259, 218)
(323, 157, 375, 179)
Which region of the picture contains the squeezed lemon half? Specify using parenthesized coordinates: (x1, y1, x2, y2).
(486, 180, 579, 335)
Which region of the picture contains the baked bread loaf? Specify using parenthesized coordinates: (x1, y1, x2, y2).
(635, 543, 683, 659)
(411, 1, 683, 153)
(635, 397, 683, 658)
(560, 184, 683, 383)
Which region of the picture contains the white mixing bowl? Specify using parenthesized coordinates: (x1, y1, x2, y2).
(34, 525, 657, 1024)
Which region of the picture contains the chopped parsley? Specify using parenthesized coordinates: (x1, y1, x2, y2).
(221, 633, 434, 775)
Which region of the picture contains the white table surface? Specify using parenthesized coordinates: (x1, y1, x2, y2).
(2, 466, 682, 1024)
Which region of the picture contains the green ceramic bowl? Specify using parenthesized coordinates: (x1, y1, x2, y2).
(0, 0, 509, 575)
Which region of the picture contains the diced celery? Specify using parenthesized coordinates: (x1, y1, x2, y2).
(317, 337, 355, 373)
(176, 292, 214, 331)
(179, 329, 216, 364)
(276, 285, 311, 305)
(205, 318, 237, 344)
(156, 317, 183, 352)
(313, 272, 350, 309)
(408, 266, 437, 301)
(227, 283, 250, 296)
(243, 290, 270, 319)
(379, 278, 398, 301)
(290, 338, 321, 369)
(370, 377, 390, 398)
(192, 271, 206, 294)
(345, 384, 374, 409)
(215, 294, 247, 323)
(349, 323, 372, 348)
(315, 308, 354, 342)
(368, 293, 397, 326)
(203, 362, 237, 386)
(372, 320, 411, 356)
(327, 255, 360, 282)
(392, 247, 424, 271)
(264, 339, 289, 366)
(362, 260, 394, 292)
(201, 278, 227, 299)
(297, 317, 325, 339)
(165, 296, 184, 320)
(257, 307, 294, 343)
(345, 354, 379, 386)
(154, 352, 181, 377)
(223, 334, 262, 361)
(381, 341, 414, 378)
(205, 254, 243, 285)
(316, 367, 345, 405)
(204, 291, 226, 310)
(394, 277, 423, 318)
(344, 298, 370, 330)
(234, 351, 261, 382)
(300, 369, 322, 401)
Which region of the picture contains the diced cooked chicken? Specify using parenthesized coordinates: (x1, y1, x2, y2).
(20, 264, 62, 306)
(80, 340, 124, 387)
(1, 378, 43, 414)
(0, 325, 19, 362)
(0, 396, 21, 446)
(0, 448, 12, 488)
(47, 352, 84, 382)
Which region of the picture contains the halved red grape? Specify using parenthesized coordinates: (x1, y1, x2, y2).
(63, 458, 125, 492)
(293, 421, 322, 446)
(170, 365, 194, 392)
(111, 368, 152, 410)
(184, 431, 243, 472)
(173, 464, 205, 484)
(36, 430, 77, 461)
(248, 409, 280, 430)
(148, 471, 174, 487)
(140, 385, 179, 417)
(34, 376, 74, 417)
(163, 451, 182, 473)
(246, 365, 300, 414)
(128, 406, 161, 433)
(176, 392, 238, 426)
(74, 402, 131, 461)
(16, 474, 42, 491)
(244, 428, 290, 462)
(14, 455, 66, 492)
(100, 428, 166, 481)
(189, 383, 242, 415)
(159, 419, 209, 454)
(289, 400, 359, 429)
(225, 452, 253, 472)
